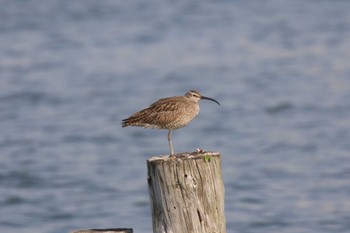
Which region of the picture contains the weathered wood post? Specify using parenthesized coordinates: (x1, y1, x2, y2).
(71, 229, 133, 233)
(147, 152, 226, 233)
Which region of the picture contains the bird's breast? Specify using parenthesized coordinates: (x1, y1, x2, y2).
(163, 103, 199, 129)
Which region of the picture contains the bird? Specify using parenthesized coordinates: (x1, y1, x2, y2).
(122, 90, 220, 156)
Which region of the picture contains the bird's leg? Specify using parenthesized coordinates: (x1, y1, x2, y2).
(168, 129, 174, 156)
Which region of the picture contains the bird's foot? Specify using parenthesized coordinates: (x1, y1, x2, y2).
(195, 148, 206, 153)
(188, 148, 206, 156)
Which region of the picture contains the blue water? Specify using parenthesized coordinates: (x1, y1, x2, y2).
(1, 0, 350, 232)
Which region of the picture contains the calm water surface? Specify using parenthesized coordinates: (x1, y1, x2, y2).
(1, 0, 350, 233)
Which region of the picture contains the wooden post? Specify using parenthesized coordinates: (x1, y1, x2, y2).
(71, 229, 133, 233)
(147, 152, 226, 233)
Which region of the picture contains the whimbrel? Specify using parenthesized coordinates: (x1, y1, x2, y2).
(122, 90, 220, 156)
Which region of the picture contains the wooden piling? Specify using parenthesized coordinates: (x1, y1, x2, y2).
(71, 228, 133, 233)
(147, 152, 226, 233)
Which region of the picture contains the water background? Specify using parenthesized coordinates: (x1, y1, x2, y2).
(1, 0, 350, 232)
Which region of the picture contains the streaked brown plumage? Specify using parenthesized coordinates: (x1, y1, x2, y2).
(122, 90, 220, 155)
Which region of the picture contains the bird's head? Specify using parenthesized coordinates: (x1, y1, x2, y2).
(185, 90, 220, 105)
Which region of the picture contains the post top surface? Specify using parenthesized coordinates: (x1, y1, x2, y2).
(147, 151, 220, 162)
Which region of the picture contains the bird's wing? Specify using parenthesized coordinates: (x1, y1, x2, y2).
(126, 97, 190, 127)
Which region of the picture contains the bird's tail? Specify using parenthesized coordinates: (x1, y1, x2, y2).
(121, 116, 144, 127)
(121, 119, 129, 127)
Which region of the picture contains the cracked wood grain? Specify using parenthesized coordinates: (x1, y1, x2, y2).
(147, 152, 226, 233)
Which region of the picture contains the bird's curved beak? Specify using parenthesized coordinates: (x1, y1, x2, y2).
(201, 96, 220, 105)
